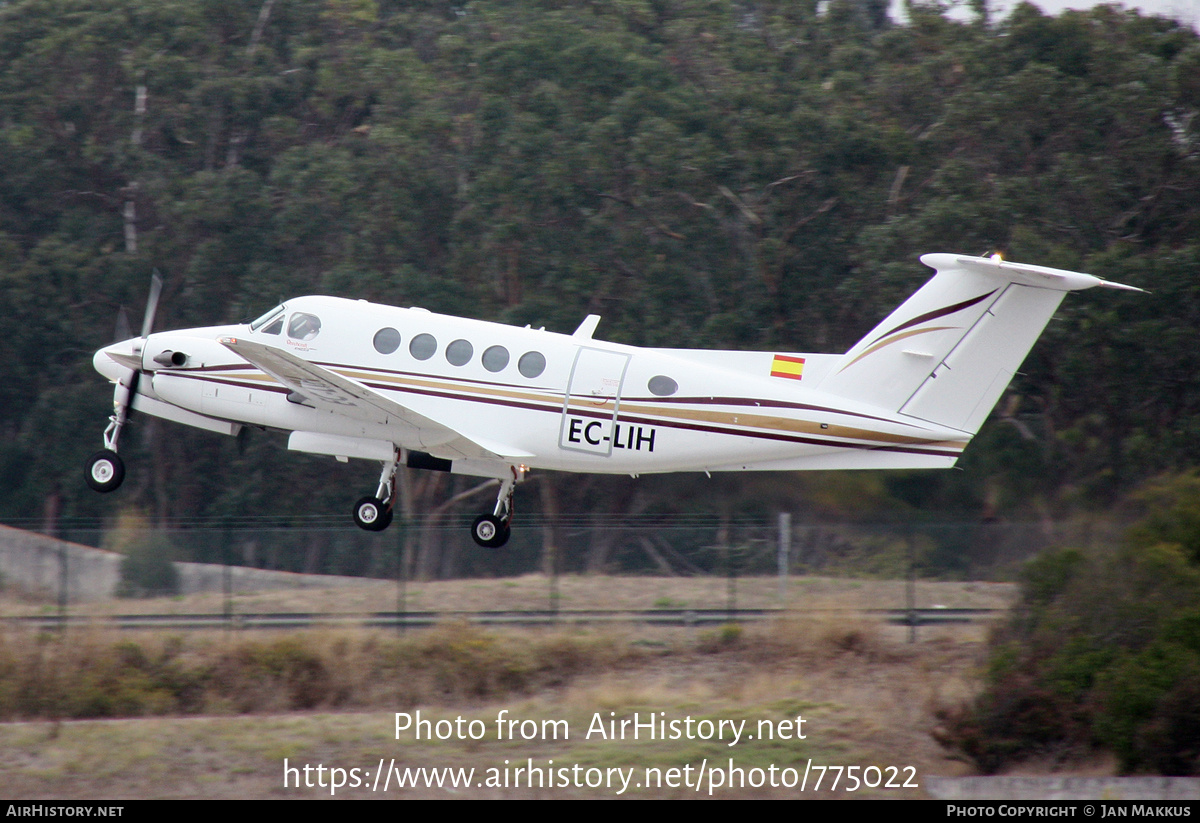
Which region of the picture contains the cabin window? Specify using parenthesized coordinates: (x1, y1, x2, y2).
(409, 333, 436, 361)
(373, 327, 401, 355)
(518, 351, 546, 378)
(249, 305, 285, 331)
(287, 312, 322, 341)
(648, 375, 678, 397)
(446, 339, 473, 366)
(482, 345, 509, 373)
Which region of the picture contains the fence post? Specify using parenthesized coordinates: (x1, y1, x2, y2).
(396, 519, 407, 635)
(57, 543, 68, 631)
(907, 528, 917, 643)
(777, 512, 791, 605)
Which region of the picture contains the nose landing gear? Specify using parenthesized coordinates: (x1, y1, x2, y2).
(85, 271, 162, 497)
(86, 370, 137, 493)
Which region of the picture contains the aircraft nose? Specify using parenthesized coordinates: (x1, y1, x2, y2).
(94, 338, 140, 382)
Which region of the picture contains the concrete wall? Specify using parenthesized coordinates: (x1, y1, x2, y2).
(0, 525, 372, 602)
(173, 558, 372, 597)
(0, 525, 122, 602)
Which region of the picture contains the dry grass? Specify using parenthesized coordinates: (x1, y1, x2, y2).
(0, 575, 1005, 798)
(0, 572, 1016, 616)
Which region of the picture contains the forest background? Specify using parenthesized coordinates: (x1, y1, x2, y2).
(2, 0, 1199, 581)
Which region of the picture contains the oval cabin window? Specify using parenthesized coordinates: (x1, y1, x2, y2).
(409, 333, 437, 361)
(648, 375, 678, 397)
(446, 339, 473, 366)
(482, 345, 510, 373)
(373, 327, 401, 355)
(518, 351, 547, 378)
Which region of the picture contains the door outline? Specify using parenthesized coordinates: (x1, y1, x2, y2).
(558, 346, 631, 456)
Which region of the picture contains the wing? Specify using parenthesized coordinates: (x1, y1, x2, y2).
(218, 336, 532, 462)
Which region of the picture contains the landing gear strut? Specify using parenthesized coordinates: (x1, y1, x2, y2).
(86, 370, 137, 494)
(353, 450, 398, 532)
(470, 466, 525, 548)
(86, 271, 162, 496)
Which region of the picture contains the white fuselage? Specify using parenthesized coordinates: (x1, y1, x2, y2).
(94, 295, 969, 479)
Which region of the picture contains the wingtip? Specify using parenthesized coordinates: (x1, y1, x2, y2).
(1097, 279, 1148, 294)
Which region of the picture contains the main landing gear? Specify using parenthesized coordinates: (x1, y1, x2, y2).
(352, 456, 524, 549)
(470, 466, 523, 549)
(353, 451, 398, 532)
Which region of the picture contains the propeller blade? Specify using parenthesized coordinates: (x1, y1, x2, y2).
(140, 270, 163, 339)
(104, 350, 142, 371)
(113, 306, 132, 343)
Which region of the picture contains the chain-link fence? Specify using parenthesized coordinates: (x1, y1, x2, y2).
(38, 514, 1112, 582)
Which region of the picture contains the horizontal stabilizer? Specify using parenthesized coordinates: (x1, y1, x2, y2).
(923, 253, 1144, 293)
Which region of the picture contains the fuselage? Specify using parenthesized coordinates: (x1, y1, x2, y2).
(94, 295, 969, 478)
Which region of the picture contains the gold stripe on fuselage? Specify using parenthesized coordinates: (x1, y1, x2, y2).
(188, 362, 966, 454)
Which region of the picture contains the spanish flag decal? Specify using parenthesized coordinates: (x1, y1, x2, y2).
(770, 354, 805, 380)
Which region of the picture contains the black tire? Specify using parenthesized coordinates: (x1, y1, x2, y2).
(85, 450, 125, 493)
(377, 507, 394, 531)
(353, 496, 391, 532)
(471, 513, 511, 548)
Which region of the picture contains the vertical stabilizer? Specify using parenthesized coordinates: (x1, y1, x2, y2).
(816, 254, 1138, 434)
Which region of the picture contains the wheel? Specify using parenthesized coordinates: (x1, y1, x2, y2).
(85, 450, 125, 493)
(353, 496, 391, 532)
(471, 513, 511, 548)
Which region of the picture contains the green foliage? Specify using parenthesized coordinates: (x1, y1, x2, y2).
(940, 481, 1200, 773)
(1, 0, 1199, 572)
(108, 512, 180, 598)
(1093, 637, 1200, 774)
(1125, 471, 1200, 564)
(117, 541, 180, 599)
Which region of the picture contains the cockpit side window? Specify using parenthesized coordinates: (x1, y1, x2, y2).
(288, 312, 322, 341)
(261, 315, 284, 335)
(249, 305, 285, 331)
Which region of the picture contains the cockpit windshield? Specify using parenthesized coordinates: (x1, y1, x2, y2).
(249, 304, 286, 331)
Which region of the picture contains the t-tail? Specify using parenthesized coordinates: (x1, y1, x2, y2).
(815, 254, 1143, 435)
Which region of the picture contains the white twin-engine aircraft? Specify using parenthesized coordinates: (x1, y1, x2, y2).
(88, 253, 1140, 547)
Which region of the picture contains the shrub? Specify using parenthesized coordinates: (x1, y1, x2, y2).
(106, 510, 179, 599)
(939, 539, 1200, 774)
